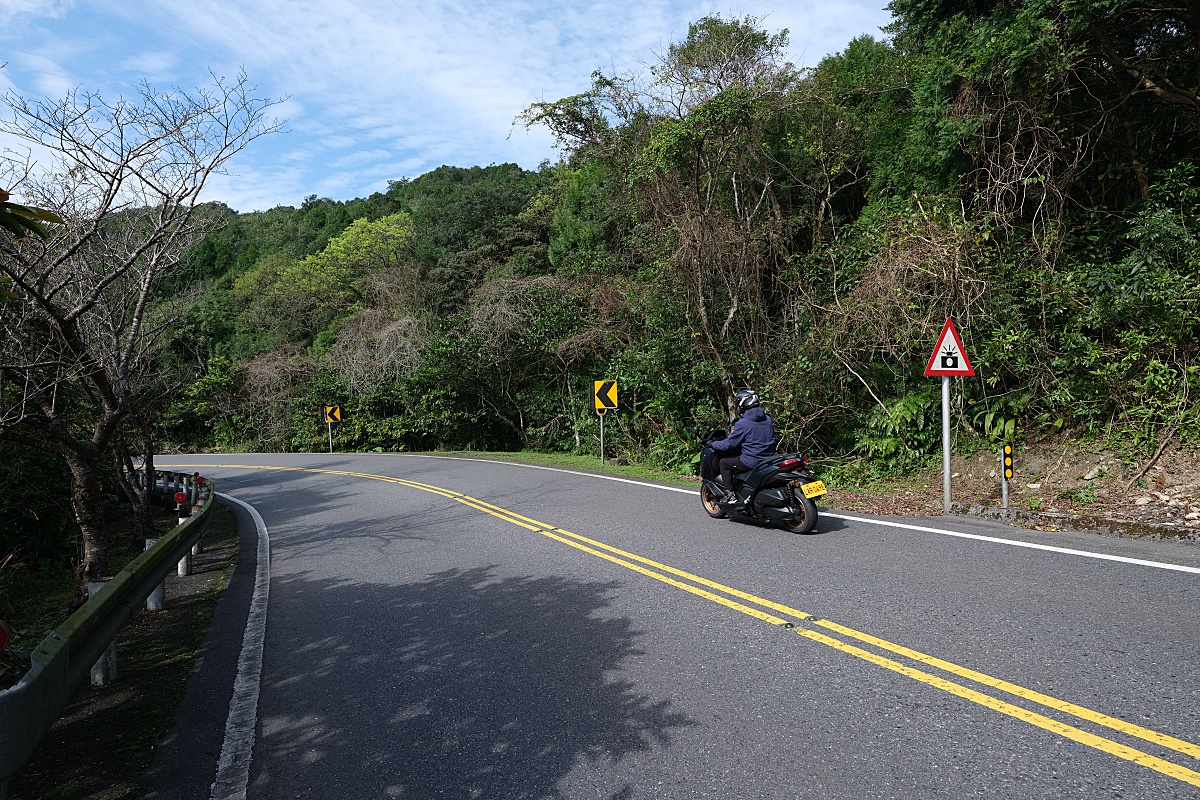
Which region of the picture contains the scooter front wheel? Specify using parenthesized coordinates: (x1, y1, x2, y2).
(700, 483, 728, 519)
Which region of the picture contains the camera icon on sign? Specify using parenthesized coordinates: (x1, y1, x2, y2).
(940, 347, 959, 369)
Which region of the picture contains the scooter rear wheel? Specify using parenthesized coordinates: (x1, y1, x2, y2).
(700, 483, 728, 519)
(783, 493, 818, 534)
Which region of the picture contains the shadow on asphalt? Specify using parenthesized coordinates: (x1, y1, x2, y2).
(723, 506, 849, 536)
(251, 566, 698, 798)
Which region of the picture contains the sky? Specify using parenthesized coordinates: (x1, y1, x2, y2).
(0, 0, 894, 212)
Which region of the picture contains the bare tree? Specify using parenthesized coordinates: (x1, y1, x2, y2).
(0, 73, 283, 581)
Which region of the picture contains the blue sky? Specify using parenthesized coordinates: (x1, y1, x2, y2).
(0, 0, 893, 212)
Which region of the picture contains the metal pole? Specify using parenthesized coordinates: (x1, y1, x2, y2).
(145, 538, 165, 611)
(599, 410, 605, 466)
(89, 580, 117, 685)
(327, 420, 333, 454)
(178, 501, 193, 576)
(942, 375, 951, 515)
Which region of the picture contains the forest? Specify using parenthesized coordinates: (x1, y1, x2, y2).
(2, 0, 1198, 582)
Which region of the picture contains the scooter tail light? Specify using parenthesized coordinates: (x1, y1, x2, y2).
(776, 458, 801, 470)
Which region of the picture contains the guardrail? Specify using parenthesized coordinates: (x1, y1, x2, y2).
(0, 470, 216, 785)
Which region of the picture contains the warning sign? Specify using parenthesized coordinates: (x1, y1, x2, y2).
(594, 380, 617, 410)
(924, 318, 975, 377)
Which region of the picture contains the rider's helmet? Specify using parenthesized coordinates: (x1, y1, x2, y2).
(734, 389, 760, 413)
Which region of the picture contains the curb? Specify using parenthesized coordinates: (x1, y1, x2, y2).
(949, 503, 1200, 546)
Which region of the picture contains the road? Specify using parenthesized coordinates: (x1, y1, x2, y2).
(147, 453, 1200, 799)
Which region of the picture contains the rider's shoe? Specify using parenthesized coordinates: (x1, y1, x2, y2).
(720, 490, 739, 505)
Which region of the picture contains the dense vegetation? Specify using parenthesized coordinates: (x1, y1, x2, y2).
(163, 2, 1198, 464)
(3, 0, 1198, 575)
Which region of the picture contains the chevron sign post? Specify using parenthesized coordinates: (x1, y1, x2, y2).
(594, 381, 617, 465)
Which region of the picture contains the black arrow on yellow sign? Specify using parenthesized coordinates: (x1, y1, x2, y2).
(325, 406, 342, 423)
(594, 380, 617, 410)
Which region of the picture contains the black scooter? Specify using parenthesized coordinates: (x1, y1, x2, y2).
(698, 431, 826, 534)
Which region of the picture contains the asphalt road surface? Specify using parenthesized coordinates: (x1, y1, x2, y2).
(147, 453, 1200, 799)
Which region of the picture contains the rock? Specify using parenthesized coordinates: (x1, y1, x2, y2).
(1186, 512, 1200, 520)
(1155, 492, 1171, 502)
(988, 470, 996, 478)
(1027, 460, 1047, 476)
(1026, 483, 1041, 489)
(1135, 497, 1153, 505)
(1168, 499, 1183, 507)
(1083, 467, 1101, 480)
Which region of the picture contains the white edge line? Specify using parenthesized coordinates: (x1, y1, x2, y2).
(819, 512, 1200, 575)
(390, 454, 1200, 576)
(210, 492, 271, 800)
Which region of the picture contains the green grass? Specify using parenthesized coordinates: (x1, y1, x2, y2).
(1057, 485, 1098, 506)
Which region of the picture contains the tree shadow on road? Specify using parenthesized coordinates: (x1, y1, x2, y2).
(251, 566, 696, 799)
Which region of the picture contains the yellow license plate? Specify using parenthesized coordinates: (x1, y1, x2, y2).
(800, 480, 827, 499)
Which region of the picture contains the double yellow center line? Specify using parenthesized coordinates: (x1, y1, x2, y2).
(174, 463, 1200, 789)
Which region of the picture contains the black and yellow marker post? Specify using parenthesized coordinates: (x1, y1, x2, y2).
(1002, 443, 1013, 509)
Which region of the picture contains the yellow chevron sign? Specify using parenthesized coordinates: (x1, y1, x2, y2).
(594, 380, 617, 410)
(325, 406, 342, 423)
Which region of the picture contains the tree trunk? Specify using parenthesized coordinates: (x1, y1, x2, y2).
(134, 417, 156, 538)
(63, 449, 110, 581)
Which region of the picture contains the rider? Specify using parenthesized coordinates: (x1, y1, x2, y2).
(710, 389, 777, 504)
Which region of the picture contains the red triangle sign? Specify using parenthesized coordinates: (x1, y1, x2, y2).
(924, 318, 975, 376)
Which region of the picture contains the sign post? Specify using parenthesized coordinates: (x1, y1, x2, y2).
(924, 318, 975, 515)
(324, 406, 342, 453)
(594, 381, 617, 465)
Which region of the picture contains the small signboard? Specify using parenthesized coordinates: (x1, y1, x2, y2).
(594, 380, 617, 411)
(924, 318, 975, 377)
(325, 406, 342, 423)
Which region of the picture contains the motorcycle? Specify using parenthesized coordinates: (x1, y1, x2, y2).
(698, 430, 826, 534)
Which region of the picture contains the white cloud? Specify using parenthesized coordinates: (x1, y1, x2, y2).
(0, 0, 75, 27)
(116, 50, 179, 84)
(14, 50, 78, 99)
(0, 0, 893, 209)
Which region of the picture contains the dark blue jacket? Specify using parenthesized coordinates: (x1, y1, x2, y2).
(710, 407, 777, 466)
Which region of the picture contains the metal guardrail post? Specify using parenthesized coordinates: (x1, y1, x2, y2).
(145, 537, 165, 612)
(177, 495, 193, 576)
(88, 582, 117, 686)
(191, 478, 208, 557)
